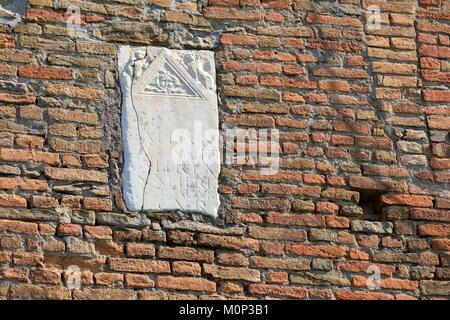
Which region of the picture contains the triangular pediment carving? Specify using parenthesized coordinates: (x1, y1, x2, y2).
(134, 51, 207, 100)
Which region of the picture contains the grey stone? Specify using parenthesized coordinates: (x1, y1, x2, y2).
(312, 259, 333, 271)
(341, 205, 364, 218)
(161, 220, 245, 236)
(71, 210, 95, 226)
(420, 280, 450, 296)
(398, 141, 423, 154)
(0, 208, 61, 222)
(351, 220, 393, 234)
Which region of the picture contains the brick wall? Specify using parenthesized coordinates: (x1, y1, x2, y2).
(0, 0, 449, 300)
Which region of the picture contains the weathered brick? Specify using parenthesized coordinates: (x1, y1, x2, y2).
(380, 194, 433, 208)
(0, 148, 59, 166)
(11, 284, 71, 300)
(158, 246, 214, 262)
(198, 233, 259, 251)
(73, 288, 134, 300)
(84, 226, 112, 240)
(249, 226, 307, 241)
(48, 108, 98, 125)
(44, 167, 107, 183)
(418, 224, 450, 237)
(172, 261, 201, 276)
(0, 220, 38, 235)
(203, 264, 260, 282)
(248, 284, 307, 299)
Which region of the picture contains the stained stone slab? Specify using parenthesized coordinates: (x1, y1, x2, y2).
(0, 0, 27, 26)
(118, 46, 220, 217)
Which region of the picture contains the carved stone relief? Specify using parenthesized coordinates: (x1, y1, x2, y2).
(118, 46, 220, 217)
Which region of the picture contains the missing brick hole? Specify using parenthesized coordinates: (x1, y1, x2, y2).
(357, 189, 387, 218)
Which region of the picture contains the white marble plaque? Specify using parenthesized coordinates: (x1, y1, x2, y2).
(118, 46, 220, 217)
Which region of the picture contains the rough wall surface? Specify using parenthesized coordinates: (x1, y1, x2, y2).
(0, 0, 449, 300)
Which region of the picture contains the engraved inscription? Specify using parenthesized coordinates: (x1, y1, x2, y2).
(118, 46, 220, 217)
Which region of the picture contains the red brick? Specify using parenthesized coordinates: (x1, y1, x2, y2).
(260, 76, 317, 89)
(94, 273, 123, 286)
(57, 224, 82, 237)
(18, 65, 73, 80)
(13, 252, 43, 266)
(84, 226, 112, 240)
(379, 194, 433, 208)
(221, 34, 257, 46)
(266, 212, 325, 227)
(249, 226, 306, 241)
(198, 234, 259, 251)
(0, 220, 38, 235)
(306, 12, 363, 27)
(83, 197, 113, 211)
(423, 89, 450, 102)
(0, 268, 28, 281)
(0, 177, 49, 191)
(0, 194, 27, 208)
(287, 244, 346, 258)
(44, 167, 107, 183)
(0, 35, 16, 49)
(418, 224, 450, 237)
(158, 246, 214, 262)
(26, 8, 87, 24)
(326, 216, 350, 229)
(126, 243, 155, 258)
(125, 274, 154, 288)
(203, 264, 260, 282)
(15, 134, 44, 149)
(266, 272, 288, 284)
(10, 284, 70, 300)
(109, 258, 169, 273)
(73, 288, 133, 300)
(335, 289, 394, 300)
(0, 148, 59, 166)
(431, 239, 450, 251)
(32, 269, 61, 284)
(48, 108, 98, 125)
(0, 92, 35, 104)
(410, 208, 450, 222)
